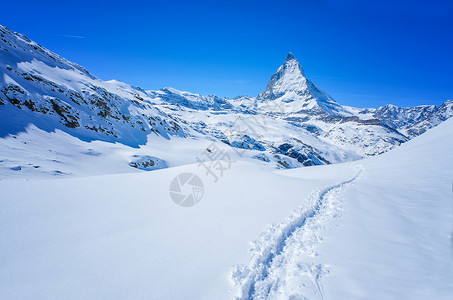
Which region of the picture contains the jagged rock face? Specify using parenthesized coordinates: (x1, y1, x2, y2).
(128, 155, 167, 171)
(0, 25, 451, 169)
(438, 100, 453, 118)
(373, 101, 453, 137)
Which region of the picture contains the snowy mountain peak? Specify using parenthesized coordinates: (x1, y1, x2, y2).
(258, 53, 306, 100)
(258, 53, 348, 116)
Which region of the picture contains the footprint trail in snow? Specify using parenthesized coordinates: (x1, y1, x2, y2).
(232, 166, 365, 300)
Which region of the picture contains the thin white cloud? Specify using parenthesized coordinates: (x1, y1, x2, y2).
(55, 34, 86, 39)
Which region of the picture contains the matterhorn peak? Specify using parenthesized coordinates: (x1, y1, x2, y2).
(258, 53, 347, 116)
(258, 52, 308, 101)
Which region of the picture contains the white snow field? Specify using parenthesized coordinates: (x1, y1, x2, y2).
(0, 119, 452, 299)
(233, 118, 453, 300)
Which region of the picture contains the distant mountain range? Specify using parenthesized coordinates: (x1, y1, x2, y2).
(1, 25, 451, 169)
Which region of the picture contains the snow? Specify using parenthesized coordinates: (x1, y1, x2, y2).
(1, 24, 453, 299)
(232, 117, 453, 299)
(316, 118, 453, 299)
(1, 117, 452, 299)
(0, 160, 334, 299)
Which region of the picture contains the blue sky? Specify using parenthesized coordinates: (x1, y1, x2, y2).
(3, 0, 453, 108)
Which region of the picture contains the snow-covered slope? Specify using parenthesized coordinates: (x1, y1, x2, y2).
(0, 25, 186, 147)
(315, 116, 453, 299)
(151, 87, 234, 111)
(236, 117, 453, 300)
(1, 105, 451, 300)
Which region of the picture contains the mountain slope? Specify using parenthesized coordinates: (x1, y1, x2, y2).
(0, 25, 186, 147)
(373, 101, 453, 137)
